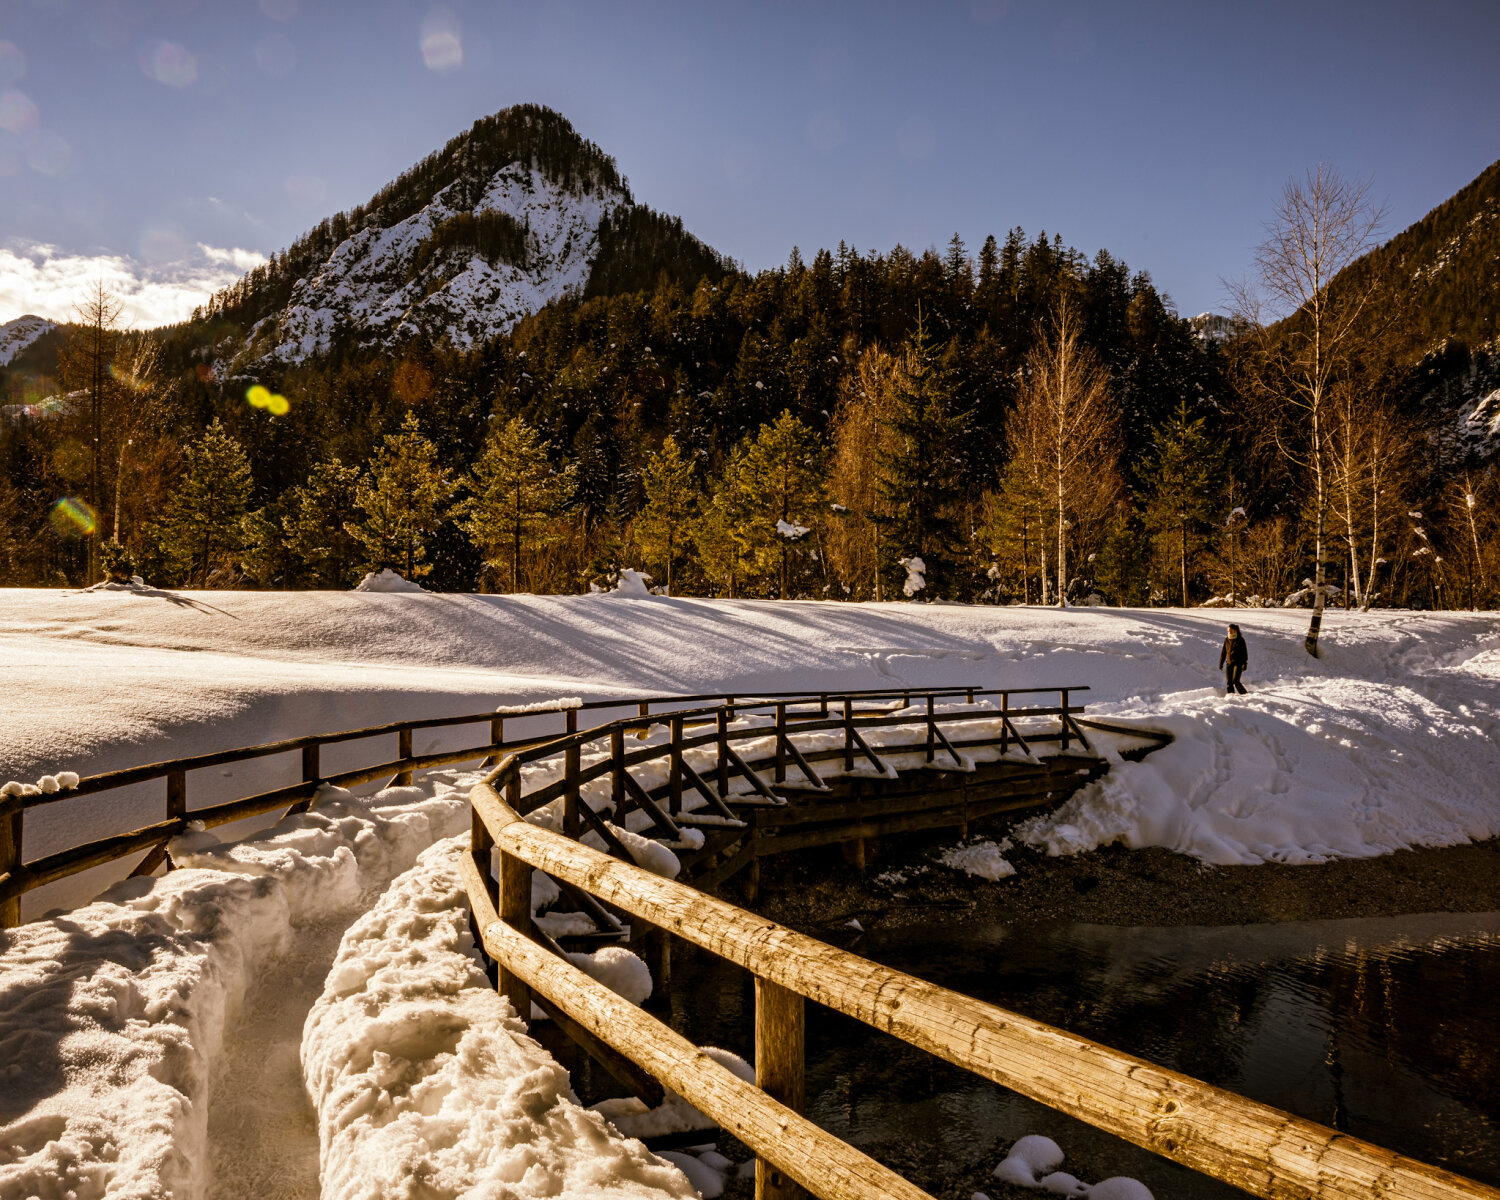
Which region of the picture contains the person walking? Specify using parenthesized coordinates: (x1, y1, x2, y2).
(1218, 623, 1248, 695)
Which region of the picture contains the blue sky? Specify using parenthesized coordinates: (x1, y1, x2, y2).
(2, 0, 1498, 327)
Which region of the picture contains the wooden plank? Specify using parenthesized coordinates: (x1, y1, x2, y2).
(620, 770, 685, 841)
(475, 789, 1500, 1200)
(691, 838, 758, 892)
(127, 839, 171, 879)
(475, 915, 934, 1200)
(756, 978, 806, 1200)
(6, 819, 185, 898)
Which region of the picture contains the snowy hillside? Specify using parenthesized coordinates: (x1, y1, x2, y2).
(252, 164, 625, 363)
(0, 314, 56, 365)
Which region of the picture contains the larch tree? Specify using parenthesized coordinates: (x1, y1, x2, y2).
(355, 412, 456, 581)
(459, 415, 575, 593)
(633, 435, 698, 594)
(59, 280, 124, 581)
(1005, 298, 1121, 606)
(157, 419, 253, 587)
(827, 346, 898, 600)
(1235, 164, 1385, 654)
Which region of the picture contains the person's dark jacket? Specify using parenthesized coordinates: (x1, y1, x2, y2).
(1218, 633, 1248, 669)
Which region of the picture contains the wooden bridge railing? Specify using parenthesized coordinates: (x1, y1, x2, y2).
(465, 759, 1500, 1200)
(0, 683, 1057, 927)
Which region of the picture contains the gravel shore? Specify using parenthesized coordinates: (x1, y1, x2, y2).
(753, 834, 1500, 935)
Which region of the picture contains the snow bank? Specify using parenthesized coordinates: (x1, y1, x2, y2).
(355, 568, 427, 593)
(0, 771, 474, 1200)
(302, 837, 694, 1199)
(0, 869, 291, 1200)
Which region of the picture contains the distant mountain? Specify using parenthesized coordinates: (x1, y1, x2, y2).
(204, 105, 729, 366)
(1329, 158, 1500, 457)
(0, 316, 57, 366)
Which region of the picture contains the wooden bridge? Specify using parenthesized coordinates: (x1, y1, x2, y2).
(3, 685, 1495, 1200)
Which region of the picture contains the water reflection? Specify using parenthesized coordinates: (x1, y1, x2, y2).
(651, 912, 1500, 1196)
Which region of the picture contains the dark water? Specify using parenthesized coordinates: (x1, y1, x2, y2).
(646, 912, 1500, 1197)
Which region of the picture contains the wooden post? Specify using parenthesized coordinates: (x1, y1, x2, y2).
(1000, 692, 1010, 755)
(496, 846, 533, 1025)
(755, 977, 806, 1200)
(506, 770, 521, 811)
(843, 698, 854, 772)
(611, 726, 625, 811)
(744, 858, 761, 905)
(966, 687, 974, 704)
(491, 715, 504, 749)
(0, 796, 22, 928)
(717, 709, 730, 798)
(819, 693, 828, 717)
(166, 768, 187, 820)
(565, 740, 581, 838)
(639, 700, 650, 719)
(646, 925, 672, 996)
(774, 704, 787, 784)
(925, 695, 935, 764)
(1059, 689, 1071, 752)
(301, 744, 320, 788)
(669, 715, 684, 815)
(396, 727, 413, 786)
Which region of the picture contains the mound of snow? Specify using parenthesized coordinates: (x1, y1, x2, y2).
(939, 839, 1016, 881)
(303, 837, 693, 1199)
(354, 568, 426, 593)
(993, 1135, 1152, 1199)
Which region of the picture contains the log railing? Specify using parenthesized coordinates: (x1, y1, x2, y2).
(0, 684, 1065, 927)
(465, 754, 1500, 1200)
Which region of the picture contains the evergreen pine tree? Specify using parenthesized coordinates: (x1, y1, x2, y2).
(1141, 401, 1222, 606)
(354, 412, 456, 582)
(289, 457, 364, 587)
(459, 415, 575, 593)
(634, 436, 698, 594)
(157, 419, 253, 587)
(736, 410, 825, 598)
(874, 313, 969, 596)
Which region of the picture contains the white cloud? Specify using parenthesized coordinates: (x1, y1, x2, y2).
(0, 240, 269, 329)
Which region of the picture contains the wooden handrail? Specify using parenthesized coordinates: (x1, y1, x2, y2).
(0, 684, 1110, 925)
(468, 772, 1499, 1200)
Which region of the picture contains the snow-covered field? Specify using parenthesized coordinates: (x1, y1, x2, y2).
(2, 589, 1497, 1199)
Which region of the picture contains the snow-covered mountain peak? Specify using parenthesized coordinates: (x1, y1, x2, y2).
(251, 164, 626, 363)
(0, 315, 57, 366)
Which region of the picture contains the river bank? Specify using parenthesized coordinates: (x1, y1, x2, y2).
(753, 834, 1500, 936)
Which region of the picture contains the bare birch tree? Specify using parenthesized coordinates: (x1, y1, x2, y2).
(1005, 299, 1121, 605)
(1233, 165, 1385, 654)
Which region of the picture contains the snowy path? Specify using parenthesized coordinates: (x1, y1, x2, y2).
(204, 918, 343, 1200)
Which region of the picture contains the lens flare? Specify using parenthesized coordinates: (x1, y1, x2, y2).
(0, 89, 39, 135)
(420, 10, 463, 71)
(246, 384, 290, 415)
(0, 42, 25, 88)
(50, 497, 96, 537)
(144, 41, 198, 88)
